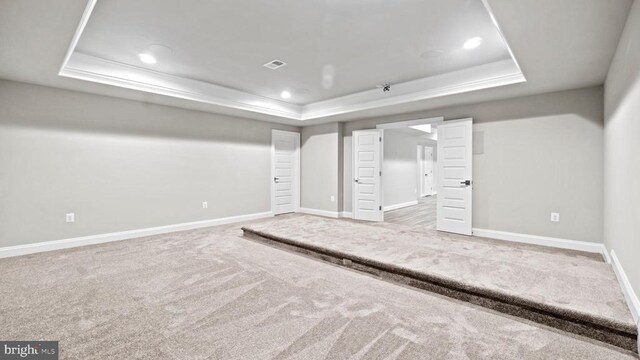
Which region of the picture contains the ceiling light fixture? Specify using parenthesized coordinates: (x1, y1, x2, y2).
(280, 90, 291, 99)
(463, 37, 483, 50)
(138, 53, 157, 65)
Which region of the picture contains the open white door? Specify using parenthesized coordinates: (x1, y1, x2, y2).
(352, 129, 383, 222)
(271, 130, 300, 215)
(437, 119, 473, 235)
(423, 146, 434, 197)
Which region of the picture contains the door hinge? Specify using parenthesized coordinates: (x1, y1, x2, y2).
(379, 171, 382, 176)
(379, 206, 382, 211)
(379, 137, 382, 142)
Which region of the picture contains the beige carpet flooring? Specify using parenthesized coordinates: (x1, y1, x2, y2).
(242, 215, 637, 345)
(1, 218, 637, 359)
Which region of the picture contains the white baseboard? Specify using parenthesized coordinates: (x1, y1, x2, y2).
(0, 211, 274, 259)
(384, 200, 418, 212)
(610, 250, 640, 325)
(472, 228, 609, 262)
(339, 211, 353, 219)
(298, 208, 340, 218)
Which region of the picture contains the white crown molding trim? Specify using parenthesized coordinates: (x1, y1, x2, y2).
(59, 0, 526, 123)
(610, 250, 640, 325)
(480, 0, 525, 77)
(301, 60, 525, 120)
(472, 228, 609, 262)
(0, 211, 273, 259)
(62, 53, 302, 120)
(59, 0, 97, 74)
(60, 54, 524, 122)
(298, 208, 340, 218)
(383, 200, 419, 212)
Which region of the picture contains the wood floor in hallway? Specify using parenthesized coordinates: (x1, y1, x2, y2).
(384, 195, 436, 228)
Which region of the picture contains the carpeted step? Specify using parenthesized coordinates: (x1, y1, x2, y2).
(241, 215, 638, 353)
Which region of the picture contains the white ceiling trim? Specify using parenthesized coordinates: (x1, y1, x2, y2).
(301, 59, 524, 120)
(58, 0, 526, 122)
(62, 52, 302, 119)
(376, 117, 444, 129)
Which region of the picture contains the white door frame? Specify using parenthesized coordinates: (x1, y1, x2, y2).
(417, 145, 423, 198)
(436, 118, 473, 235)
(423, 145, 435, 197)
(352, 129, 384, 221)
(376, 116, 444, 130)
(271, 129, 300, 215)
(348, 117, 446, 221)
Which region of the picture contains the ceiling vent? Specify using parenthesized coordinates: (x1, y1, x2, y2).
(263, 59, 287, 70)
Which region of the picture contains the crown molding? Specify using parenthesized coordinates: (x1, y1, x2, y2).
(59, 0, 526, 122)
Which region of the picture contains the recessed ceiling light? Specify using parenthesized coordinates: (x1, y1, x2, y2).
(280, 90, 291, 99)
(138, 53, 157, 65)
(463, 37, 483, 50)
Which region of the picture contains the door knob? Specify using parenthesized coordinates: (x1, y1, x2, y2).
(460, 180, 472, 186)
(354, 178, 359, 183)
(274, 177, 280, 183)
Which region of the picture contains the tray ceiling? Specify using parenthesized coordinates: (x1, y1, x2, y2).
(60, 0, 525, 121)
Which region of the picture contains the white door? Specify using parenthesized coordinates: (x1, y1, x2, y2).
(423, 146, 434, 196)
(352, 129, 383, 222)
(271, 130, 300, 215)
(437, 119, 473, 235)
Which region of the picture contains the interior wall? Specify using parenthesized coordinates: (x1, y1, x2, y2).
(383, 130, 420, 208)
(418, 141, 437, 196)
(0, 80, 298, 247)
(343, 86, 604, 243)
(604, 0, 640, 313)
(300, 122, 341, 213)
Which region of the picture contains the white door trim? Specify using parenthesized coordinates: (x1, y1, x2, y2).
(417, 145, 423, 198)
(376, 117, 444, 129)
(352, 129, 384, 222)
(271, 129, 300, 215)
(437, 118, 473, 235)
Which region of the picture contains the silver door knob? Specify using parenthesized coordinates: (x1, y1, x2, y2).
(354, 178, 359, 183)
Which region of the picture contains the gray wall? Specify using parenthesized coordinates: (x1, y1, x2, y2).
(604, 0, 640, 309)
(300, 122, 341, 212)
(383, 130, 420, 208)
(343, 87, 604, 243)
(0, 80, 298, 247)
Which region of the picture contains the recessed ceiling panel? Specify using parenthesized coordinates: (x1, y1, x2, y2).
(60, 0, 525, 120)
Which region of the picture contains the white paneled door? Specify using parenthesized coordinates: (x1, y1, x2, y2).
(271, 130, 300, 215)
(437, 119, 473, 235)
(423, 146, 434, 197)
(352, 130, 383, 222)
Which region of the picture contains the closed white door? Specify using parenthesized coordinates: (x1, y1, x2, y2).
(271, 130, 299, 215)
(352, 129, 383, 222)
(437, 119, 473, 235)
(423, 146, 434, 196)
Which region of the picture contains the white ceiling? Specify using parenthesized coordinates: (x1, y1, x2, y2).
(0, 0, 632, 126)
(76, 0, 511, 105)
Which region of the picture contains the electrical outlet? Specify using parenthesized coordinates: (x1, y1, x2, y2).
(330, 195, 335, 202)
(66, 213, 75, 223)
(550, 212, 560, 222)
(202, 202, 208, 209)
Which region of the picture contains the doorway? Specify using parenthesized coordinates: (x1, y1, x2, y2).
(271, 129, 300, 215)
(352, 117, 473, 235)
